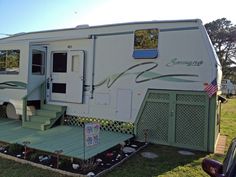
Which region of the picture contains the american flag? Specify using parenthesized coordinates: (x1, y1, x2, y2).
(204, 78, 218, 97)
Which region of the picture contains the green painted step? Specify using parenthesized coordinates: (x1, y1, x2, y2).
(36, 109, 58, 117)
(23, 104, 66, 131)
(30, 115, 55, 124)
(41, 104, 66, 112)
(23, 121, 43, 130)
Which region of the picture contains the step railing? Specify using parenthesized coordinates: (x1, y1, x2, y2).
(22, 81, 46, 123)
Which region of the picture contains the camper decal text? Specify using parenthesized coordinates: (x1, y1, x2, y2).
(166, 58, 203, 67)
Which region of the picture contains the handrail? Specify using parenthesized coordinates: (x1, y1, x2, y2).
(22, 81, 46, 123)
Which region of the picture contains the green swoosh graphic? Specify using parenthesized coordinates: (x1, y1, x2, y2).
(0, 81, 27, 89)
(136, 72, 198, 83)
(95, 62, 199, 88)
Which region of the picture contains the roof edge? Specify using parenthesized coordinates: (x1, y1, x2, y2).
(0, 19, 202, 40)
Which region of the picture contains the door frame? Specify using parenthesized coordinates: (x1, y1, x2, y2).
(28, 45, 47, 101)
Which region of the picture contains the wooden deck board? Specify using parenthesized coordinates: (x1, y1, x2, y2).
(0, 119, 133, 159)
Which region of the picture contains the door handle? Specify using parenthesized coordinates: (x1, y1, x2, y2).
(46, 78, 50, 89)
(50, 74, 53, 81)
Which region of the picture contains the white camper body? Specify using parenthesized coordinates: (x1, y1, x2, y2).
(0, 19, 221, 121)
(0, 19, 222, 152)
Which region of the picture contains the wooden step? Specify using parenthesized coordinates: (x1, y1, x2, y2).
(41, 104, 65, 112)
(23, 104, 66, 131)
(30, 115, 54, 124)
(36, 109, 58, 117)
(22, 122, 43, 130)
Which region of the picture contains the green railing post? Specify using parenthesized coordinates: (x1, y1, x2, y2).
(22, 81, 46, 124)
(40, 82, 46, 108)
(22, 98, 27, 123)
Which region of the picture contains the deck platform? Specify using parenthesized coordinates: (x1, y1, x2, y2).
(0, 118, 133, 159)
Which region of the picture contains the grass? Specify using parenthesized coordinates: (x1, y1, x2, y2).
(220, 98, 236, 147)
(0, 98, 236, 177)
(0, 157, 70, 177)
(104, 145, 208, 177)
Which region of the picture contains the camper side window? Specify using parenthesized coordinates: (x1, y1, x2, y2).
(0, 50, 20, 74)
(32, 50, 45, 75)
(133, 29, 159, 59)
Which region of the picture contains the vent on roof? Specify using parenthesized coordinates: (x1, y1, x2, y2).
(75, 24, 89, 29)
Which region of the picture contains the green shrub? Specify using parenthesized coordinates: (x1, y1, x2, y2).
(28, 152, 40, 162)
(8, 143, 24, 154)
(80, 158, 98, 173)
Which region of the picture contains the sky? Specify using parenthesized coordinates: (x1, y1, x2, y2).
(0, 0, 236, 38)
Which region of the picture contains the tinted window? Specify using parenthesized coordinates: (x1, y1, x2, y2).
(52, 83, 66, 93)
(134, 29, 159, 50)
(0, 50, 20, 74)
(133, 29, 159, 59)
(53, 53, 67, 72)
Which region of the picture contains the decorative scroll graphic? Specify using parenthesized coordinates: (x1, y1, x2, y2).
(84, 123, 100, 147)
(95, 62, 199, 88)
(0, 81, 26, 89)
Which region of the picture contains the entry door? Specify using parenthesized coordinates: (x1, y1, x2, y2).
(50, 50, 84, 103)
(28, 46, 47, 100)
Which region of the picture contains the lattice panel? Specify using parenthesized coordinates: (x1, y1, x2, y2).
(0, 105, 7, 118)
(137, 101, 169, 143)
(64, 116, 134, 134)
(175, 104, 206, 148)
(176, 94, 206, 103)
(148, 92, 169, 101)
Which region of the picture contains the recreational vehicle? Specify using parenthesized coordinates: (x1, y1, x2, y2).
(0, 19, 222, 153)
(221, 79, 234, 96)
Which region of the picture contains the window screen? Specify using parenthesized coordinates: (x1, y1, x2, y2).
(32, 50, 45, 75)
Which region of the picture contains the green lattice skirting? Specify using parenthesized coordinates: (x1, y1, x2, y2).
(136, 89, 209, 151)
(64, 116, 134, 134)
